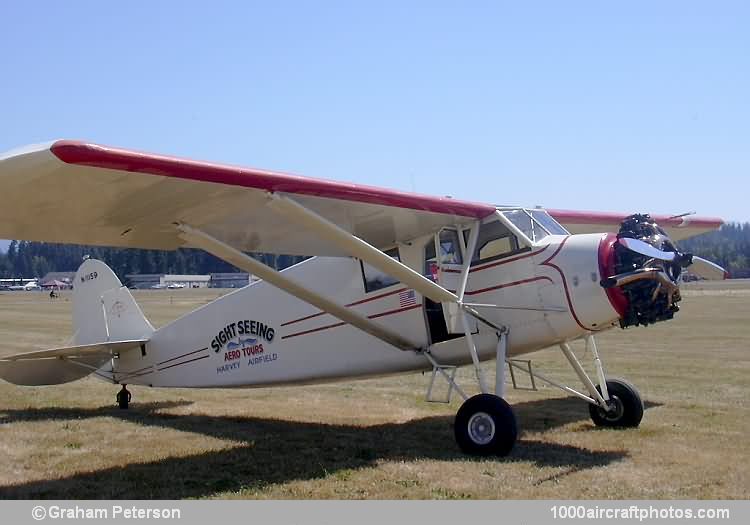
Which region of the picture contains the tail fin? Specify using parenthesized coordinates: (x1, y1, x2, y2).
(73, 259, 154, 345)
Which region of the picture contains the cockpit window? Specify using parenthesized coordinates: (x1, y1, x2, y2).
(361, 247, 400, 293)
(438, 230, 463, 265)
(503, 210, 536, 240)
(463, 220, 525, 265)
(424, 229, 463, 279)
(529, 209, 568, 236)
(500, 209, 568, 243)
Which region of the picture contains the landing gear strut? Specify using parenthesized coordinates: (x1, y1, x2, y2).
(426, 327, 518, 457)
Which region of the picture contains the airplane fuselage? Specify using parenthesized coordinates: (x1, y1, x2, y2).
(112, 231, 621, 388)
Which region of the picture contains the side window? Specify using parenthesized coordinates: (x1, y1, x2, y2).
(424, 229, 463, 279)
(438, 229, 463, 266)
(361, 248, 400, 293)
(478, 236, 513, 260)
(464, 221, 523, 265)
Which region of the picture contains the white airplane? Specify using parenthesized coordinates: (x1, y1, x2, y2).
(24, 281, 41, 291)
(2, 279, 41, 291)
(7, 281, 40, 291)
(0, 140, 726, 456)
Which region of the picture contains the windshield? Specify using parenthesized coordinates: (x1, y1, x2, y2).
(530, 209, 568, 235)
(499, 209, 568, 243)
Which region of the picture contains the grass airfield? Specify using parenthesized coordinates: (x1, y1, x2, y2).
(0, 281, 748, 499)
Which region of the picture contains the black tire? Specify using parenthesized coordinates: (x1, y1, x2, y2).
(454, 393, 517, 456)
(588, 378, 643, 428)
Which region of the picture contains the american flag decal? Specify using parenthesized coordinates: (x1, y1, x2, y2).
(398, 289, 417, 308)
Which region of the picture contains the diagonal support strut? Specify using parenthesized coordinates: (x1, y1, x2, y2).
(176, 223, 420, 352)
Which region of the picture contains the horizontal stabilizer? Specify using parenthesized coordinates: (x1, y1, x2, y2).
(0, 339, 147, 386)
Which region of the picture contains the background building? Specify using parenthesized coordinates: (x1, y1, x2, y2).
(126, 273, 253, 289)
(209, 273, 254, 289)
(126, 274, 211, 289)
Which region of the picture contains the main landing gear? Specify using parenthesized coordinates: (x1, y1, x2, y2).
(425, 326, 520, 457)
(426, 332, 643, 457)
(454, 394, 517, 456)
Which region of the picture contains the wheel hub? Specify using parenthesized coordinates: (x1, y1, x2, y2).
(599, 395, 625, 422)
(467, 411, 496, 445)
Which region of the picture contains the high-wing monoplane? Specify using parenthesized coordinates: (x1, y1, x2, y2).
(0, 141, 725, 455)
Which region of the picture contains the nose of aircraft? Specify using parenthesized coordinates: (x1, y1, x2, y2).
(539, 214, 725, 334)
(597, 224, 682, 328)
(540, 233, 623, 332)
(541, 229, 676, 334)
(595, 213, 726, 328)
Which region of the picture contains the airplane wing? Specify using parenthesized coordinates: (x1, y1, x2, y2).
(0, 141, 722, 254)
(0, 339, 147, 386)
(548, 209, 723, 242)
(0, 141, 496, 256)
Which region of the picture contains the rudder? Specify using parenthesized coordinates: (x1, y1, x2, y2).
(73, 259, 154, 345)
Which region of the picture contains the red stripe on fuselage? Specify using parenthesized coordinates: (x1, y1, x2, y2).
(281, 287, 408, 327)
(441, 245, 551, 274)
(463, 276, 554, 296)
(281, 303, 423, 340)
(157, 354, 210, 372)
(539, 236, 598, 331)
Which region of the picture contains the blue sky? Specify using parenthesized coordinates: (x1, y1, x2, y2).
(1, 1, 748, 251)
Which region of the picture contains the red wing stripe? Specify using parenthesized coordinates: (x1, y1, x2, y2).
(547, 208, 723, 229)
(50, 141, 496, 219)
(157, 354, 210, 371)
(281, 287, 408, 327)
(156, 347, 209, 366)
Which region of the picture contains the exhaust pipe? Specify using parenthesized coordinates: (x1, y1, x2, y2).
(601, 268, 679, 291)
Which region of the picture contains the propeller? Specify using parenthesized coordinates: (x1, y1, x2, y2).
(689, 256, 727, 280)
(602, 213, 726, 328)
(618, 237, 726, 280)
(619, 238, 677, 262)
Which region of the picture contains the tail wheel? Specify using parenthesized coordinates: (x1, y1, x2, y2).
(589, 378, 644, 428)
(454, 394, 517, 456)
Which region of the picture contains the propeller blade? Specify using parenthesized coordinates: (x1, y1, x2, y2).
(688, 256, 727, 280)
(619, 237, 676, 262)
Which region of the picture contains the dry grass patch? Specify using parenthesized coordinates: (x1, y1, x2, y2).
(0, 282, 748, 499)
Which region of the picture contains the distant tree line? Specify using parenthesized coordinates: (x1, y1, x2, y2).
(679, 222, 750, 278)
(0, 241, 307, 284)
(0, 221, 748, 281)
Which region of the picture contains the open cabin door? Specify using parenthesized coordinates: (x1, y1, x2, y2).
(424, 228, 478, 343)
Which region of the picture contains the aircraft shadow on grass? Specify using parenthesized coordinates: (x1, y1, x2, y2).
(0, 397, 660, 499)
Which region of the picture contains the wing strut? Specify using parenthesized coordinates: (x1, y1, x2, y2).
(176, 223, 420, 352)
(266, 194, 459, 304)
(265, 194, 506, 333)
(263, 194, 514, 396)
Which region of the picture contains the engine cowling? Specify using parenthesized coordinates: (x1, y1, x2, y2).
(600, 214, 684, 328)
